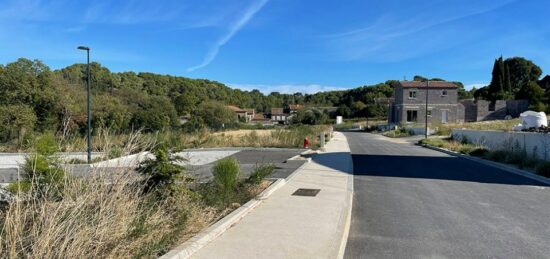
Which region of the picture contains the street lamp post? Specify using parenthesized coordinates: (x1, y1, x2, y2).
(77, 46, 92, 164)
(425, 80, 429, 139)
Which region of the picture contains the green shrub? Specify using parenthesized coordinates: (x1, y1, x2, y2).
(34, 133, 59, 156)
(7, 180, 32, 193)
(108, 146, 123, 159)
(11, 133, 66, 197)
(434, 125, 451, 136)
(183, 117, 205, 133)
(418, 138, 446, 148)
(138, 144, 187, 195)
(535, 162, 550, 177)
(520, 157, 539, 169)
(458, 144, 477, 154)
(460, 134, 469, 145)
(248, 164, 275, 185)
(504, 152, 524, 165)
(384, 128, 412, 138)
(212, 157, 240, 204)
(468, 148, 489, 157)
(486, 150, 508, 162)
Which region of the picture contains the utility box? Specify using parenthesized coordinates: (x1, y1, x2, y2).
(336, 116, 343, 125)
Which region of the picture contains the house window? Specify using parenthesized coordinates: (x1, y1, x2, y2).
(406, 110, 418, 122)
(427, 110, 432, 117)
(409, 91, 417, 99)
(441, 90, 448, 96)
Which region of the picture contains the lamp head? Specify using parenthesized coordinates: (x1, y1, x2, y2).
(77, 46, 90, 51)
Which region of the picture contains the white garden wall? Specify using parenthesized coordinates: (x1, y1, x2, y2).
(452, 129, 550, 161)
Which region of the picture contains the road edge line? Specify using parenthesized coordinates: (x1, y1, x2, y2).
(332, 132, 354, 259)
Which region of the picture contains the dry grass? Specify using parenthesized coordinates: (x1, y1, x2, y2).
(1, 125, 330, 153)
(0, 168, 217, 258)
(162, 125, 330, 149)
(433, 119, 521, 136)
(213, 129, 275, 138)
(0, 130, 276, 258)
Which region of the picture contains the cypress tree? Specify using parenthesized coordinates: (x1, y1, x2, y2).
(489, 57, 503, 101)
(503, 62, 512, 99)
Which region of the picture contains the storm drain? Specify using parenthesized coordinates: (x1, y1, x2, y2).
(292, 188, 320, 197)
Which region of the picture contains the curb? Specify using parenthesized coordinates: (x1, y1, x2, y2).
(160, 178, 287, 259)
(422, 144, 550, 185)
(336, 151, 354, 259)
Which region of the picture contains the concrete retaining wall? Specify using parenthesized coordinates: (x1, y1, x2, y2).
(407, 127, 436, 136)
(452, 129, 550, 160)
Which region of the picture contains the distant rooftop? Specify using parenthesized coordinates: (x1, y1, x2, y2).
(227, 105, 246, 112)
(399, 81, 457, 88)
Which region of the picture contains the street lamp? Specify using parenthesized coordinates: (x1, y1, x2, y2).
(77, 46, 92, 164)
(425, 80, 429, 139)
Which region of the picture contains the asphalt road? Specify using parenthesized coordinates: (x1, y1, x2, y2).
(185, 148, 306, 182)
(343, 132, 550, 258)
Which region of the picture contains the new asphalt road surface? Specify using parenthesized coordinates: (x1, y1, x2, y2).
(343, 132, 550, 258)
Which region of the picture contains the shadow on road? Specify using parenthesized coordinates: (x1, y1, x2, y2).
(309, 151, 548, 187)
(309, 152, 354, 173)
(351, 154, 549, 187)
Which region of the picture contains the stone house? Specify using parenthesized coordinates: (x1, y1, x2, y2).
(270, 108, 289, 124)
(389, 81, 463, 125)
(288, 104, 304, 114)
(227, 105, 254, 122)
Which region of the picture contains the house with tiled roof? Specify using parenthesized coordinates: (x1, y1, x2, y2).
(270, 108, 290, 124)
(227, 105, 254, 122)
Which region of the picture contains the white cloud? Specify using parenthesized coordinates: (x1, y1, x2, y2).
(464, 82, 489, 90)
(228, 83, 350, 94)
(187, 0, 269, 72)
(323, 1, 518, 62)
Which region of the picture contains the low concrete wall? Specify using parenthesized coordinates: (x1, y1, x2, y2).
(452, 129, 550, 160)
(407, 127, 436, 136)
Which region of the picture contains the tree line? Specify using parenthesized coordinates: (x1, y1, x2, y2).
(0, 56, 547, 144)
(474, 56, 548, 111)
(0, 58, 394, 143)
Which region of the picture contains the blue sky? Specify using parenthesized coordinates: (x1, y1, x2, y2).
(1, 0, 549, 93)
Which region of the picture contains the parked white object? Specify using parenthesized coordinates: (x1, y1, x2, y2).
(513, 111, 548, 131)
(336, 116, 343, 125)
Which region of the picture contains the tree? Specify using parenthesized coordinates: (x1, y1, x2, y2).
(336, 104, 352, 118)
(193, 101, 236, 130)
(516, 81, 546, 111)
(138, 144, 186, 194)
(351, 101, 367, 117)
(292, 108, 327, 125)
(413, 75, 428, 82)
(132, 96, 178, 132)
(0, 104, 37, 143)
(474, 86, 491, 100)
(488, 57, 508, 101)
(505, 57, 542, 93)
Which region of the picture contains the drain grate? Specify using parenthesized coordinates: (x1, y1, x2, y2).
(292, 188, 320, 197)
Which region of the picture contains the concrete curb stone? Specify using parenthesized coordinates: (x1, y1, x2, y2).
(422, 144, 550, 185)
(160, 178, 287, 259)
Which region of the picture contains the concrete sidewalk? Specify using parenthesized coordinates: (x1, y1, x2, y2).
(190, 132, 353, 259)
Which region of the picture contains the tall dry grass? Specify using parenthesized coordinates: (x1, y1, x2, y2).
(434, 119, 521, 136)
(0, 132, 216, 258)
(0, 127, 281, 258)
(1, 170, 216, 258)
(153, 125, 329, 150)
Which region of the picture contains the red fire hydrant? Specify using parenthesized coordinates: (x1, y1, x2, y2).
(303, 137, 310, 149)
